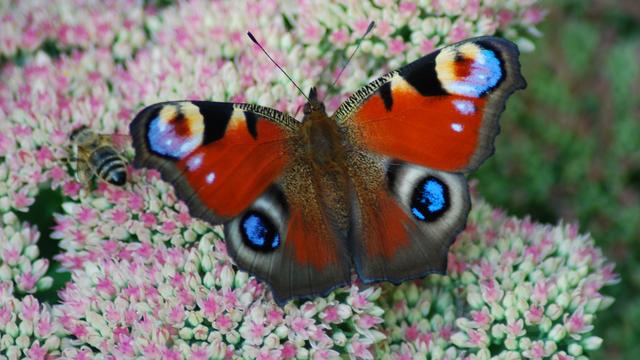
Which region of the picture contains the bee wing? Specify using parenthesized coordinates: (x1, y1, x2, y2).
(96, 133, 131, 152)
(75, 158, 92, 183)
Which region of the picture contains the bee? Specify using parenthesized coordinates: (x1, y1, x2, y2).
(68, 126, 129, 186)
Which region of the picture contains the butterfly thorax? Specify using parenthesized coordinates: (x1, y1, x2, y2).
(299, 88, 349, 173)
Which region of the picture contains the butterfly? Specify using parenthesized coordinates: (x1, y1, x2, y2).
(129, 36, 525, 305)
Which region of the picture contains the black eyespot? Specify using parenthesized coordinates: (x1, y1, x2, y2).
(410, 176, 449, 222)
(240, 211, 281, 252)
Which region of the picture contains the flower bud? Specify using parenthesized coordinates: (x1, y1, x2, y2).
(332, 331, 347, 346)
(43, 335, 60, 350)
(0, 264, 12, 281)
(183, 229, 197, 243)
(296, 347, 309, 359)
(36, 276, 53, 291)
(491, 324, 505, 340)
(234, 271, 248, 288)
(275, 325, 289, 339)
(548, 324, 566, 342)
(582, 336, 603, 350)
(179, 327, 193, 340)
(203, 272, 215, 289)
(539, 317, 553, 333)
(504, 336, 518, 350)
(19, 320, 33, 337)
(15, 334, 30, 348)
(450, 332, 468, 347)
(568, 343, 583, 356)
(546, 304, 563, 320)
(219, 266, 234, 289)
(6, 322, 19, 338)
(225, 330, 240, 345)
(467, 291, 484, 309)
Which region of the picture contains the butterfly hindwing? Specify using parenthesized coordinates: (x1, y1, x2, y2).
(335, 36, 526, 172)
(347, 151, 470, 283)
(224, 163, 352, 304)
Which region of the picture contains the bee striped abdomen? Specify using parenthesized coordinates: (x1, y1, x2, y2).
(91, 146, 127, 186)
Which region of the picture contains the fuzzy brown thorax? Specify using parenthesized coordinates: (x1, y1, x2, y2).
(300, 88, 348, 173)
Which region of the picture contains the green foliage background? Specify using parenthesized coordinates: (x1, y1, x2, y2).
(474, 0, 640, 357)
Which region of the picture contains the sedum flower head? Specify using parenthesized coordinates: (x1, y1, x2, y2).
(0, 212, 52, 294)
(56, 234, 385, 359)
(0, 282, 63, 359)
(0, 0, 152, 60)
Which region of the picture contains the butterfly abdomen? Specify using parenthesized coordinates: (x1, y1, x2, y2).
(295, 109, 353, 236)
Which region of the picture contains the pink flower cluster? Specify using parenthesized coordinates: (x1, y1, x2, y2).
(0, 282, 62, 359)
(56, 236, 385, 359)
(0, 0, 152, 60)
(0, 212, 51, 294)
(284, 0, 546, 109)
(52, 170, 203, 269)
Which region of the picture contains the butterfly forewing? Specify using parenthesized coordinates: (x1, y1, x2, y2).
(130, 101, 298, 223)
(335, 36, 526, 172)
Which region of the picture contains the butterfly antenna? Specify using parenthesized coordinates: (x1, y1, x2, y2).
(328, 21, 376, 93)
(247, 32, 310, 102)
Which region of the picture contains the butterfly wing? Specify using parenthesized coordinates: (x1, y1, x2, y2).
(130, 101, 351, 304)
(336, 36, 525, 172)
(346, 152, 470, 283)
(335, 37, 525, 282)
(224, 162, 352, 305)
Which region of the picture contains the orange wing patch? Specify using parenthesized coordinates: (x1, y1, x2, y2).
(360, 190, 412, 259)
(131, 101, 296, 222)
(355, 77, 487, 172)
(285, 209, 339, 270)
(177, 116, 289, 217)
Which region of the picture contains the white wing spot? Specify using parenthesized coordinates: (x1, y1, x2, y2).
(452, 100, 476, 115)
(186, 154, 203, 171)
(451, 123, 464, 132)
(206, 172, 216, 184)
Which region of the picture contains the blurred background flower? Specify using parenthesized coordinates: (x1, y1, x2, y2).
(0, 0, 634, 359)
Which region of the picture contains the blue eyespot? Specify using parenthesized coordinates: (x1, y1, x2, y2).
(147, 115, 200, 160)
(240, 211, 280, 252)
(410, 176, 449, 222)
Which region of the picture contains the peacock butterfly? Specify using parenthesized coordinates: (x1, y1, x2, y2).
(129, 35, 525, 305)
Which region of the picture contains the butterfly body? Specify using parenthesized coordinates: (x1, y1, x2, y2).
(130, 37, 525, 305)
